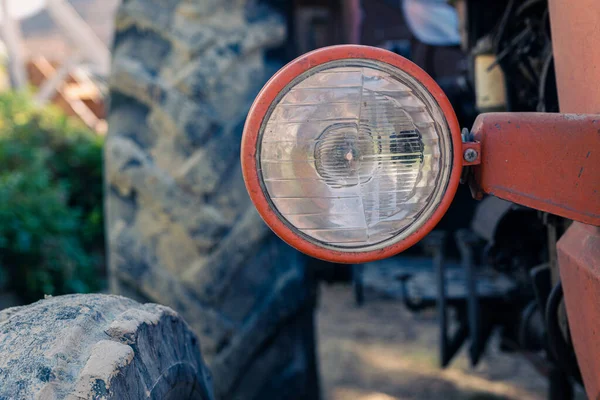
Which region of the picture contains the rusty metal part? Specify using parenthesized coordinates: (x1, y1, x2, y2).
(557, 223, 600, 397)
(470, 112, 600, 226)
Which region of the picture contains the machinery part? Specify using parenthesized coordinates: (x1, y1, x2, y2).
(472, 38, 507, 112)
(537, 52, 558, 113)
(483, 207, 547, 276)
(492, 0, 552, 112)
(558, 223, 600, 398)
(470, 196, 513, 242)
(471, 113, 600, 226)
(456, 229, 484, 366)
(0, 294, 214, 400)
(513, 268, 554, 374)
(456, 0, 511, 52)
(469, 199, 548, 360)
(529, 264, 552, 330)
(352, 264, 365, 306)
(435, 230, 467, 367)
(545, 282, 582, 383)
(519, 301, 545, 352)
(550, 0, 600, 397)
(549, 367, 573, 400)
(105, 1, 320, 399)
(435, 229, 511, 368)
(242, 45, 463, 264)
(460, 0, 559, 112)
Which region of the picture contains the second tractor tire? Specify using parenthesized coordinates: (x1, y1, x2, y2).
(105, 1, 321, 399)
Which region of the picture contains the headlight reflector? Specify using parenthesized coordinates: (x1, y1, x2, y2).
(242, 46, 462, 263)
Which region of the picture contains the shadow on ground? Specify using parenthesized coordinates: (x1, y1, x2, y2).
(317, 285, 550, 400)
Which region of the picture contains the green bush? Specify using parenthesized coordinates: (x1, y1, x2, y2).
(0, 92, 104, 302)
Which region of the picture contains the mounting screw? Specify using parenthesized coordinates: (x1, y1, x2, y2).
(463, 148, 478, 163)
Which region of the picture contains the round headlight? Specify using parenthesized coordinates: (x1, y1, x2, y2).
(242, 45, 462, 263)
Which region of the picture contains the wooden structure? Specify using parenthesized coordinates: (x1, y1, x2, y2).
(27, 56, 106, 133)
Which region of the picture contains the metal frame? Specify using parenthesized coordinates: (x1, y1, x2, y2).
(469, 112, 600, 226)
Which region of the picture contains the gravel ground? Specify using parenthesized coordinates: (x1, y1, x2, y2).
(1, 280, 584, 400)
(317, 284, 555, 400)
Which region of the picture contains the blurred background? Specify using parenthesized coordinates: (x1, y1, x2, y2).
(0, 0, 578, 399)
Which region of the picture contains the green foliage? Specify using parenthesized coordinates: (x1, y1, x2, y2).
(0, 92, 104, 302)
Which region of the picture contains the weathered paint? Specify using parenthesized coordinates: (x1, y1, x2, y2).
(549, 0, 600, 115)
(557, 224, 600, 398)
(471, 112, 600, 226)
(548, 0, 600, 397)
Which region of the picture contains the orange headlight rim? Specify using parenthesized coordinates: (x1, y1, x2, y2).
(241, 45, 462, 264)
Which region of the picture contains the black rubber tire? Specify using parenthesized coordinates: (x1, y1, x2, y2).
(0, 294, 214, 400)
(105, 1, 320, 399)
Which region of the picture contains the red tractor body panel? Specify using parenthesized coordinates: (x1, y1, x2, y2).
(558, 224, 600, 397)
(550, 1, 600, 397)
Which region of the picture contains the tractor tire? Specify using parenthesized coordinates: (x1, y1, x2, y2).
(105, 1, 320, 399)
(0, 294, 214, 400)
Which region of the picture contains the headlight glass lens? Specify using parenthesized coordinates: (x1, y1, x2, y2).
(258, 60, 453, 250)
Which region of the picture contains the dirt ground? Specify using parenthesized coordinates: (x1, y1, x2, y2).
(317, 284, 554, 400)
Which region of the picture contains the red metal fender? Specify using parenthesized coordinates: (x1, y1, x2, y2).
(558, 223, 600, 398)
(548, 1, 600, 398)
